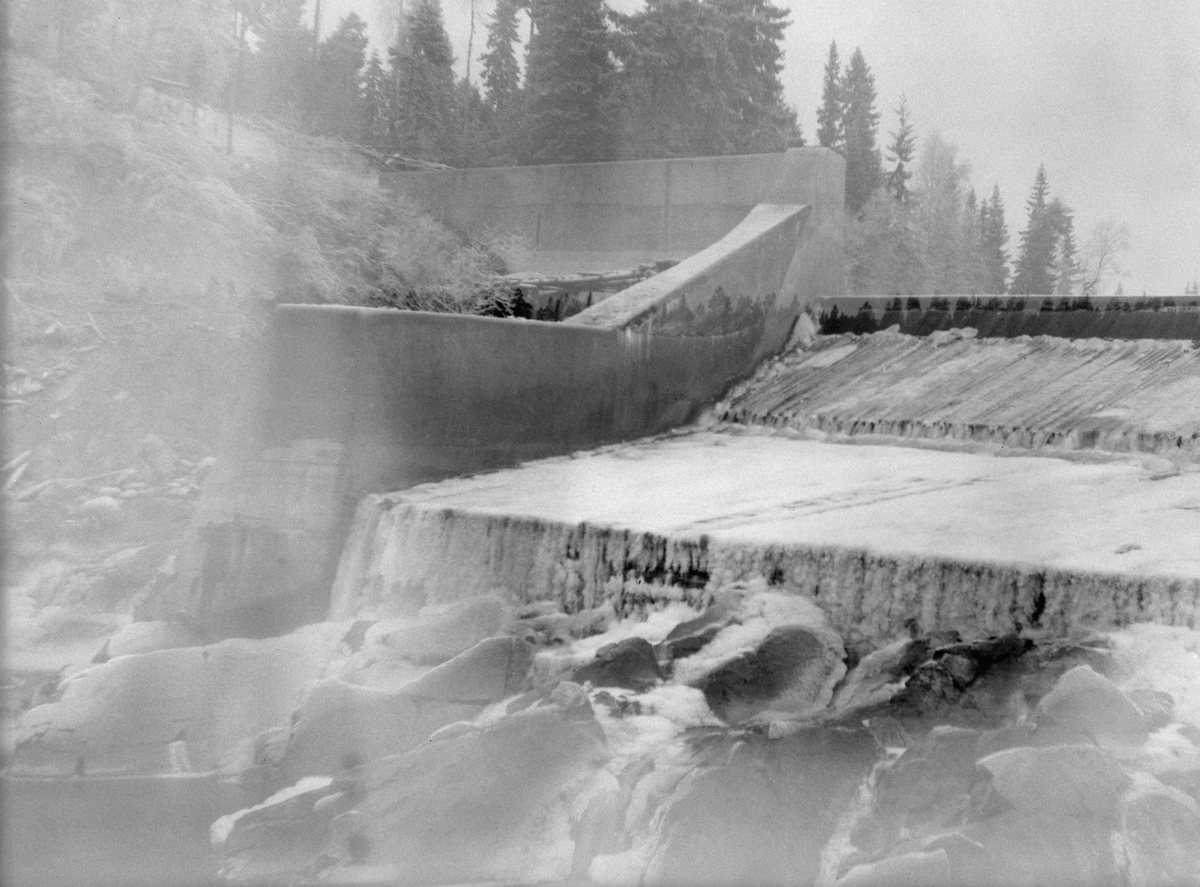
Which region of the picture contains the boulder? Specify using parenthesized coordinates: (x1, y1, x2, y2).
(94, 619, 207, 662)
(655, 602, 737, 663)
(9, 622, 346, 777)
(402, 636, 533, 703)
(1116, 782, 1200, 887)
(837, 849, 951, 887)
(281, 637, 533, 781)
(379, 595, 511, 665)
(955, 810, 1119, 887)
(831, 637, 930, 712)
(135, 434, 179, 481)
(220, 701, 609, 885)
(851, 726, 985, 855)
(1036, 665, 1148, 749)
(978, 744, 1130, 818)
(572, 637, 662, 691)
(695, 625, 845, 723)
(644, 726, 877, 887)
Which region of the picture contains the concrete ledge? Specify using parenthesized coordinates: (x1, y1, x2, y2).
(331, 431, 1200, 640)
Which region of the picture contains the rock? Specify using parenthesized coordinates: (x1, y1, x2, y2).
(9, 623, 346, 777)
(279, 679, 480, 782)
(838, 849, 951, 887)
(528, 611, 573, 645)
(135, 434, 179, 481)
(380, 595, 511, 665)
(573, 637, 662, 691)
(212, 776, 338, 884)
(1117, 782, 1200, 887)
(402, 636, 533, 704)
(934, 632, 1033, 675)
(517, 601, 563, 619)
(978, 744, 1130, 818)
(656, 602, 736, 663)
(1128, 688, 1175, 731)
(955, 810, 1120, 887)
(280, 637, 533, 781)
(194, 456, 217, 481)
(568, 605, 612, 639)
(851, 726, 984, 854)
(1036, 665, 1148, 749)
(95, 619, 208, 661)
(832, 637, 931, 712)
(644, 726, 877, 887)
(695, 625, 845, 723)
(77, 495, 120, 521)
(221, 702, 609, 885)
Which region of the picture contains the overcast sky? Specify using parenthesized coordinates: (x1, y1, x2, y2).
(320, 0, 1200, 294)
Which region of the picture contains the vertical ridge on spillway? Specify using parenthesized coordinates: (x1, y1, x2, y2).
(718, 332, 1200, 460)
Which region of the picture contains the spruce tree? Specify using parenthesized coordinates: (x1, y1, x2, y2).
(314, 13, 368, 140)
(360, 50, 389, 144)
(481, 0, 520, 114)
(251, 0, 314, 123)
(710, 0, 800, 150)
(524, 0, 616, 163)
(1011, 165, 1056, 295)
(815, 41, 842, 150)
(885, 95, 915, 204)
(980, 185, 1010, 293)
(1048, 199, 1078, 295)
(840, 48, 883, 215)
(612, 0, 798, 158)
(389, 0, 456, 161)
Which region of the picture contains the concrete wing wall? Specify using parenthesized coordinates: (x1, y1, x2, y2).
(385, 148, 845, 283)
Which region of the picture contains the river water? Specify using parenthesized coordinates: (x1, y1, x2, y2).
(4, 775, 245, 887)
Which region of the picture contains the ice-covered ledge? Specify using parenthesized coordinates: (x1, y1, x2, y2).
(329, 429, 1200, 642)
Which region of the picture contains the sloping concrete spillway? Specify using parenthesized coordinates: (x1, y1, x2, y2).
(157, 149, 846, 634)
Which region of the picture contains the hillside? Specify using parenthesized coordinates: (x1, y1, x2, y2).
(2, 56, 508, 691)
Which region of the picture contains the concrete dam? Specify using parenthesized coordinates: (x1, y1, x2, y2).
(155, 148, 847, 635)
(12, 149, 1200, 887)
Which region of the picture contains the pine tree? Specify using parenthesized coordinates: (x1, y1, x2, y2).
(815, 41, 842, 150)
(846, 189, 925, 295)
(524, 0, 616, 163)
(249, 0, 313, 123)
(314, 13, 368, 140)
(360, 50, 389, 144)
(885, 95, 915, 204)
(960, 189, 988, 292)
(710, 0, 800, 150)
(914, 132, 970, 294)
(612, 0, 798, 158)
(389, 0, 456, 161)
(840, 48, 883, 215)
(980, 185, 1010, 293)
(1011, 165, 1057, 295)
(481, 0, 520, 114)
(1048, 198, 1078, 295)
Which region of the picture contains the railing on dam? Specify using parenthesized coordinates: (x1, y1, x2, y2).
(815, 294, 1200, 339)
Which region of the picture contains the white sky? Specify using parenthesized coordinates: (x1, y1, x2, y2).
(316, 0, 1200, 294)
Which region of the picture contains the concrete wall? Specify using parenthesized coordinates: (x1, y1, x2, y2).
(159, 150, 846, 636)
(385, 149, 842, 277)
